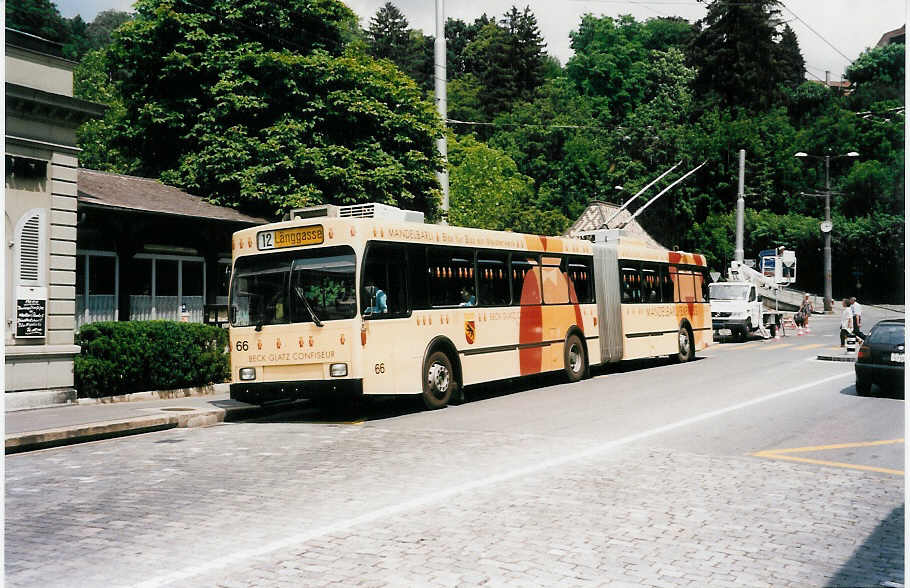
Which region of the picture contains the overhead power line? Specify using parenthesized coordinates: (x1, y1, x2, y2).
(447, 118, 620, 132)
(779, 2, 852, 64)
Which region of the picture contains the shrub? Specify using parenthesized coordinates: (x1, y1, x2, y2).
(74, 321, 230, 398)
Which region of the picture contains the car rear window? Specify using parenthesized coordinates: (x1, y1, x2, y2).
(867, 324, 905, 345)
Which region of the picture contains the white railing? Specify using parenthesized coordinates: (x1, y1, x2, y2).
(75, 295, 117, 328)
(127, 295, 206, 322)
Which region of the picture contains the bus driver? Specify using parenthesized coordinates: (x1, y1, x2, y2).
(363, 284, 388, 315)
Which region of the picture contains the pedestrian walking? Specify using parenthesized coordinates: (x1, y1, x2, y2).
(850, 296, 865, 340)
(840, 298, 854, 347)
(800, 294, 813, 331)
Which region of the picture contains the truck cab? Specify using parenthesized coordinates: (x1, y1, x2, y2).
(709, 281, 763, 340)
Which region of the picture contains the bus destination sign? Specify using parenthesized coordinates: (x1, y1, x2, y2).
(257, 225, 324, 250)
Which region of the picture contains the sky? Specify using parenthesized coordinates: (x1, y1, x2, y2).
(56, 0, 906, 81)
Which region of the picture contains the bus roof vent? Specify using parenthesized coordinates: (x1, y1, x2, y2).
(288, 205, 339, 220)
(337, 203, 425, 224)
(288, 203, 425, 223)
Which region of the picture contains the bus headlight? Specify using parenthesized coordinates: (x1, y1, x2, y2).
(239, 367, 256, 381)
(330, 363, 348, 377)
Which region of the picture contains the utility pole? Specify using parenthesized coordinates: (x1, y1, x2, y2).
(735, 149, 745, 264)
(434, 0, 449, 224)
(795, 150, 858, 313)
(823, 155, 833, 312)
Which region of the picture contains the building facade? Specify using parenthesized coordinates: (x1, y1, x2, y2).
(5, 29, 105, 408)
(75, 169, 266, 328)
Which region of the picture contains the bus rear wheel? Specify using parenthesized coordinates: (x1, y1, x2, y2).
(564, 334, 587, 382)
(677, 325, 695, 362)
(422, 350, 456, 410)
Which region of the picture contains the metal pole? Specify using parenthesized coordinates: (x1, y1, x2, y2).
(735, 149, 745, 264)
(434, 0, 449, 224)
(823, 155, 832, 311)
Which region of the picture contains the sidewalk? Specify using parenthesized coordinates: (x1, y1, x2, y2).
(5, 390, 273, 454)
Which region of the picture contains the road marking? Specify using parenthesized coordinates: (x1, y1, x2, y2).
(752, 439, 904, 476)
(755, 343, 794, 351)
(712, 342, 762, 352)
(133, 370, 854, 588)
(793, 343, 826, 350)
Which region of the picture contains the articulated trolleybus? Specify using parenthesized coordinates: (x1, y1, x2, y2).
(228, 204, 711, 409)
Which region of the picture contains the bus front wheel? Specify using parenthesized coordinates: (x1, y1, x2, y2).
(564, 334, 587, 382)
(677, 325, 695, 362)
(422, 350, 456, 410)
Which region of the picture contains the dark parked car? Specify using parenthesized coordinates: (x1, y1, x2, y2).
(855, 318, 905, 396)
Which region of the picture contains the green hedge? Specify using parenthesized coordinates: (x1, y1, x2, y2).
(75, 321, 230, 398)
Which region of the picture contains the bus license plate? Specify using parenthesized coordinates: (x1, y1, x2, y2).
(257, 225, 324, 250)
(891, 352, 904, 363)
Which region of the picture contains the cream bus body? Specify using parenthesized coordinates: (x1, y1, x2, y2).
(227, 217, 710, 408)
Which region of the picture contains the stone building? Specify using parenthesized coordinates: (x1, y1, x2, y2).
(5, 29, 105, 408)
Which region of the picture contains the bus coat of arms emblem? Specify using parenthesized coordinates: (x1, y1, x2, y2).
(464, 320, 475, 344)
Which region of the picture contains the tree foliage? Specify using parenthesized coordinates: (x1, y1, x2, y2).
(6, 0, 132, 59)
(79, 0, 442, 218)
(365, 2, 433, 93)
(63, 0, 904, 301)
(690, 0, 791, 111)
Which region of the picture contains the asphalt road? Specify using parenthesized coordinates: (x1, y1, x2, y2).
(5, 309, 904, 587)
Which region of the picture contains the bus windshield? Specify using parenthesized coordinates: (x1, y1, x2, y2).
(230, 246, 356, 327)
(708, 283, 750, 300)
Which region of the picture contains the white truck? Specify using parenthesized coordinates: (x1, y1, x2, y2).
(710, 249, 797, 341)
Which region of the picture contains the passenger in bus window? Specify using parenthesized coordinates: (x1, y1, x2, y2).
(458, 287, 476, 306)
(363, 284, 388, 315)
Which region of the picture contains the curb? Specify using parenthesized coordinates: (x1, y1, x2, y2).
(817, 354, 857, 363)
(75, 383, 230, 406)
(6, 408, 226, 454)
(4, 400, 294, 454)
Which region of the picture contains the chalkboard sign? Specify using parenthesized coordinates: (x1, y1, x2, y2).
(16, 298, 46, 338)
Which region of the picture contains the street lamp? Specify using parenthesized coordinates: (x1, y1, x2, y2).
(793, 150, 860, 312)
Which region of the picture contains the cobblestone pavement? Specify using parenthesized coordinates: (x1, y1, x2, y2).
(6, 419, 903, 587)
(5, 339, 904, 588)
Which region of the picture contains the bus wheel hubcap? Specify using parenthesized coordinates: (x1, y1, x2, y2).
(569, 344, 582, 372)
(679, 331, 690, 354)
(428, 362, 449, 396)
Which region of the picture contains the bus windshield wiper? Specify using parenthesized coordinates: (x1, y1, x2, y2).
(300, 294, 324, 327)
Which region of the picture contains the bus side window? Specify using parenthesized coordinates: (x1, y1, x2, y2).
(406, 245, 429, 310)
(428, 246, 476, 307)
(620, 265, 641, 304)
(477, 250, 510, 306)
(541, 256, 567, 305)
(511, 255, 541, 305)
(640, 262, 660, 303)
(693, 270, 705, 302)
(667, 266, 680, 303)
(567, 256, 594, 303)
(678, 270, 696, 302)
(362, 242, 408, 317)
(659, 265, 674, 303)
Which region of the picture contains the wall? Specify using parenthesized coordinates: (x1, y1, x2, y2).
(4, 31, 102, 407)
